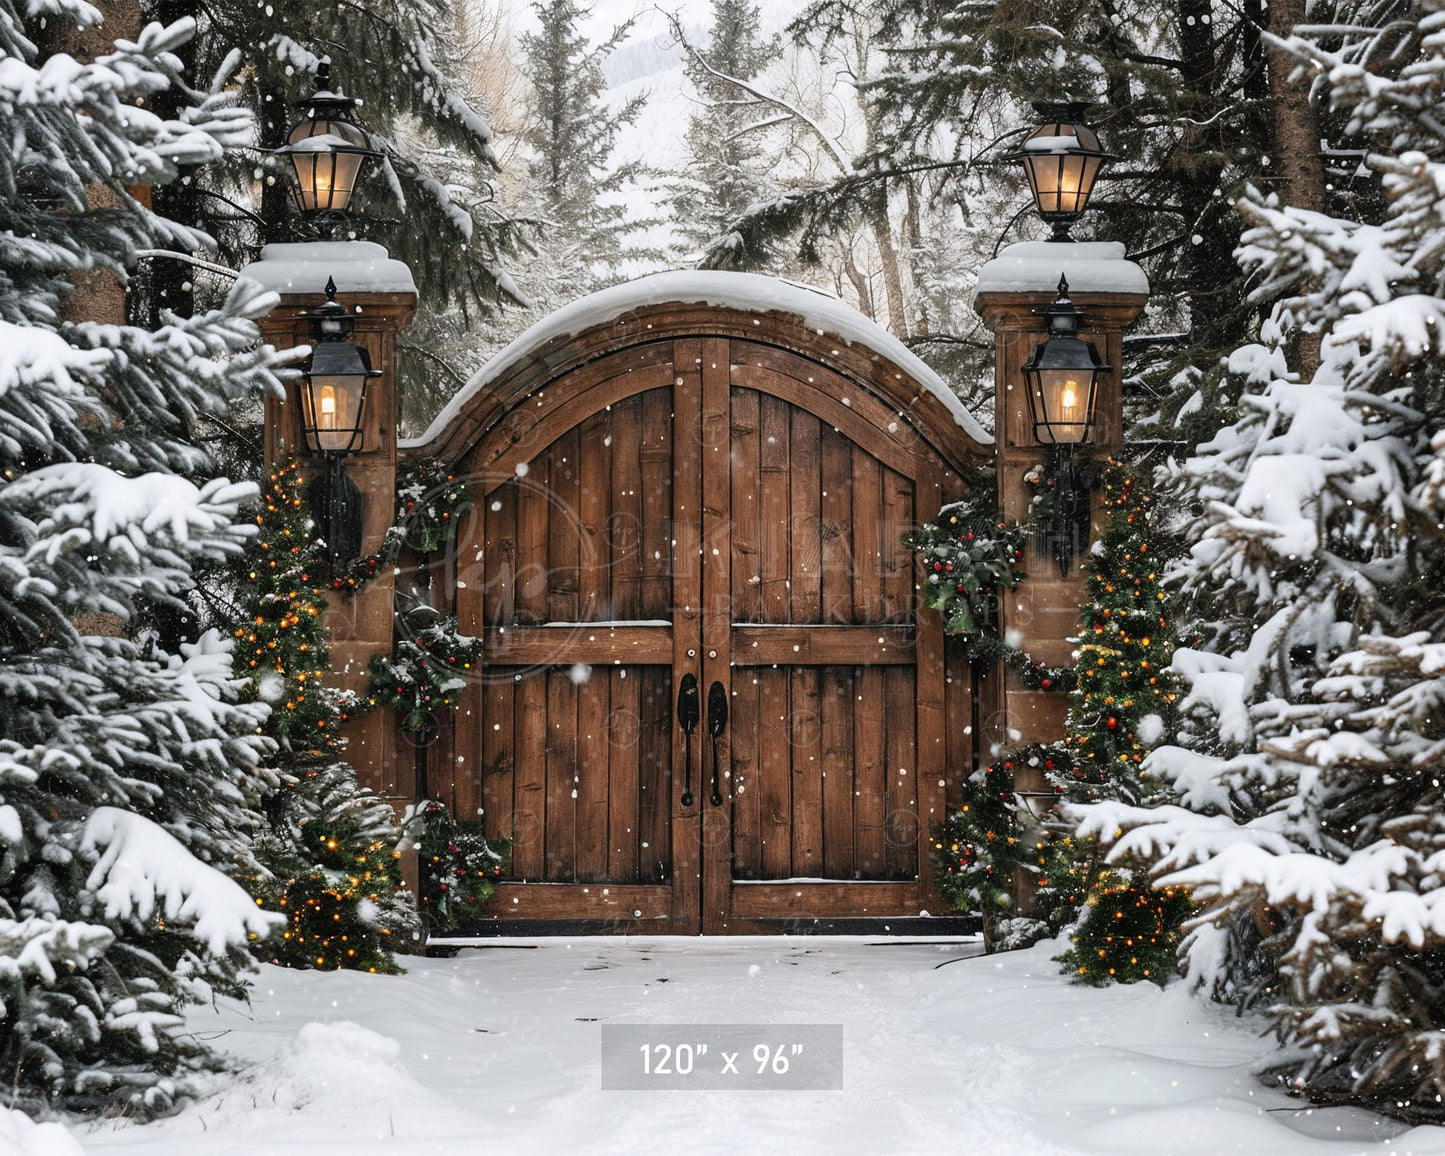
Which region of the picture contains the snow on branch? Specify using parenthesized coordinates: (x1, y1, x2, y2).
(12, 465, 254, 557)
(81, 807, 282, 955)
(0, 917, 113, 990)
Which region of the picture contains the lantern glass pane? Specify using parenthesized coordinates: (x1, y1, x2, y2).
(286, 115, 369, 213)
(306, 373, 365, 452)
(1018, 121, 1105, 220)
(1032, 368, 1094, 444)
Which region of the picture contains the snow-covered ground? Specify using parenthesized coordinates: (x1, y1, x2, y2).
(67, 936, 1445, 1155)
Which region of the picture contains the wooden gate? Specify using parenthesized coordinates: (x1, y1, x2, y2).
(420, 284, 988, 932)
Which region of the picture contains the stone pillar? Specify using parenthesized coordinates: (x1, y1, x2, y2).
(973, 241, 1147, 785)
(244, 241, 417, 813)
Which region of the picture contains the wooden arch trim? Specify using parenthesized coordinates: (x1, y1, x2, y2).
(465, 341, 938, 494)
(402, 300, 990, 475)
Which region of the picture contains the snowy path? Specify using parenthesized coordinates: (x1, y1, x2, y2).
(81, 937, 1442, 1155)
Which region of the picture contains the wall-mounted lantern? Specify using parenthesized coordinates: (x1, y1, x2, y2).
(278, 58, 378, 238)
(1021, 276, 1110, 576)
(299, 277, 380, 571)
(1007, 102, 1112, 242)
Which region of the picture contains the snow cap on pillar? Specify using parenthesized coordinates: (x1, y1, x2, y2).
(238, 240, 417, 296)
(973, 240, 1148, 298)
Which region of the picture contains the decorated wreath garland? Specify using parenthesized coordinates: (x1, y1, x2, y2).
(333, 459, 473, 591)
(405, 798, 508, 933)
(367, 618, 484, 732)
(905, 468, 1074, 691)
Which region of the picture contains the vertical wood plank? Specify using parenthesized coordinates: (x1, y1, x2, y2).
(789, 410, 822, 623)
(914, 463, 949, 911)
(758, 667, 792, 878)
(820, 667, 854, 879)
(512, 671, 547, 879)
(544, 669, 577, 882)
(883, 667, 918, 880)
(611, 395, 644, 620)
(515, 462, 549, 624)
(851, 452, 882, 624)
(699, 337, 734, 929)
(608, 659, 642, 882)
(577, 411, 611, 622)
(448, 711, 476, 825)
(636, 666, 672, 884)
(758, 394, 790, 624)
(574, 669, 610, 881)
(670, 341, 704, 929)
(880, 466, 913, 624)
(790, 667, 824, 877)
(944, 643, 973, 808)
(819, 426, 853, 624)
(729, 671, 762, 879)
(640, 388, 673, 620)
(853, 666, 887, 878)
(484, 479, 516, 628)
(729, 387, 761, 624)
(547, 428, 581, 623)
(481, 675, 515, 861)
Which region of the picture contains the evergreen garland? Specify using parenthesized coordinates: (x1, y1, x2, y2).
(367, 619, 484, 732)
(906, 470, 1074, 689)
(333, 459, 472, 592)
(905, 480, 1028, 638)
(932, 754, 1084, 952)
(408, 800, 508, 933)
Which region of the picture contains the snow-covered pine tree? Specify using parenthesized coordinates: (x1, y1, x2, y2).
(133, 0, 530, 426)
(0, 3, 290, 1115)
(713, 0, 1347, 434)
(1074, 0, 1445, 1120)
(235, 462, 412, 974)
(518, 0, 649, 298)
(670, 0, 776, 259)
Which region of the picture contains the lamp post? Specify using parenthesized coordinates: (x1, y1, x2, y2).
(277, 59, 379, 239)
(972, 113, 1146, 754)
(248, 54, 418, 844)
(297, 277, 381, 573)
(1020, 276, 1110, 576)
(1006, 102, 1113, 242)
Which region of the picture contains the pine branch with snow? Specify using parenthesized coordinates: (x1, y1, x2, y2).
(0, 1, 292, 1117)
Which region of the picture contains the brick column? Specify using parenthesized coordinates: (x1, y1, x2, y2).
(973, 242, 1147, 788)
(245, 242, 417, 813)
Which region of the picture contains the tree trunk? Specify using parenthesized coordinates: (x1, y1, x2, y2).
(45, 0, 142, 331)
(842, 242, 874, 319)
(903, 180, 931, 338)
(1265, 0, 1327, 377)
(867, 191, 908, 340)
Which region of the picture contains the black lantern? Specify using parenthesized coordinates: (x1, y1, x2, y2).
(1021, 276, 1110, 575)
(278, 59, 378, 237)
(1007, 103, 1112, 241)
(1021, 277, 1107, 447)
(299, 277, 379, 571)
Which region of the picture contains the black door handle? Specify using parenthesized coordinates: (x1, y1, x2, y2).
(707, 680, 727, 807)
(677, 674, 699, 808)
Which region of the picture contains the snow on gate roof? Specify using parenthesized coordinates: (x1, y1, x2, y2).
(403, 270, 991, 450)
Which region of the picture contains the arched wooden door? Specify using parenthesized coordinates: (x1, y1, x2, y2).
(453, 336, 950, 933)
